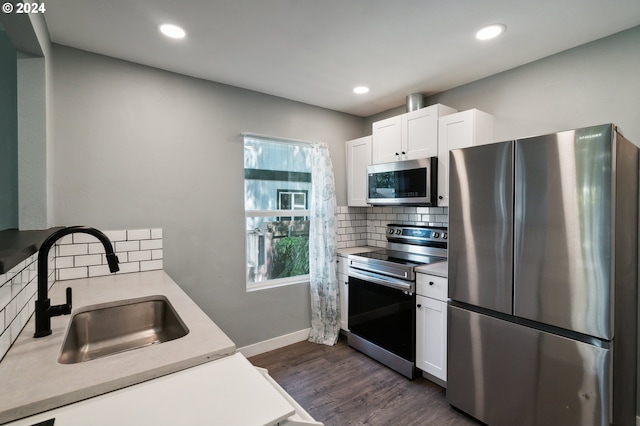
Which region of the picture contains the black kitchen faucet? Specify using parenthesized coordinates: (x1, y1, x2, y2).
(34, 226, 120, 338)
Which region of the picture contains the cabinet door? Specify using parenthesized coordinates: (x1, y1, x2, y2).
(337, 256, 349, 331)
(372, 115, 402, 164)
(346, 136, 372, 206)
(437, 111, 475, 206)
(416, 295, 447, 381)
(338, 272, 349, 331)
(402, 106, 439, 160)
(437, 109, 494, 206)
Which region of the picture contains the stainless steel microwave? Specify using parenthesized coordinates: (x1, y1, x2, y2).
(367, 158, 437, 206)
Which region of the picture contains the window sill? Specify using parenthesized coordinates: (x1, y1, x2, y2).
(246, 275, 310, 292)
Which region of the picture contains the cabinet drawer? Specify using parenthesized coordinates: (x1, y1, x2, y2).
(416, 274, 448, 301)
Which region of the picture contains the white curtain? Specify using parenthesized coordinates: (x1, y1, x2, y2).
(308, 142, 339, 346)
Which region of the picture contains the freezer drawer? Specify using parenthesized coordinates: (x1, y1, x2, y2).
(447, 305, 615, 426)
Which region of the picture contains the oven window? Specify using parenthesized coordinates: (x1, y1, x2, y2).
(348, 276, 415, 360)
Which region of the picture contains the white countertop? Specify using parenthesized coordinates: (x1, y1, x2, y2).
(0, 270, 236, 424)
(5, 353, 296, 426)
(415, 260, 448, 277)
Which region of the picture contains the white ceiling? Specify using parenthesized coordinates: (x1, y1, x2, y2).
(42, 0, 640, 117)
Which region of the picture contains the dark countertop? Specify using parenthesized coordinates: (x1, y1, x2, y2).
(0, 228, 63, 274)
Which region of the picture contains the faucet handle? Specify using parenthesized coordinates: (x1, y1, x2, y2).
(66, 287, 73, 312)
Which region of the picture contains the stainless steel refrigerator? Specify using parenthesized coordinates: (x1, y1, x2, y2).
(447, 124, 638, 426)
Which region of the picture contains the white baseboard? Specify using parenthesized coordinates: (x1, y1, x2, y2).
(237, 328, 311, 358)
(637, 415, 640, 426)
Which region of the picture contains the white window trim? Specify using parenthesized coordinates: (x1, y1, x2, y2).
(246, 210, 310, 218)
(246, 274, 310, 292)
(243, 134, 312, 291)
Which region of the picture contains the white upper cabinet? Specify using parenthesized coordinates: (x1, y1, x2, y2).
(371, 115, 402, 164)
(372, 104, 457, 165)
(402, 105, 456, 160)
(437, 108, 494, 206)
(346, 135, 372, 207)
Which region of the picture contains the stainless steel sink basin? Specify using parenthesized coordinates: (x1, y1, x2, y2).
(58, 295, 189, 364)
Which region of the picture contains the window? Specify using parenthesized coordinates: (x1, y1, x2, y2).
(244, 135, 311, 290)
(277, 190, 307, 220)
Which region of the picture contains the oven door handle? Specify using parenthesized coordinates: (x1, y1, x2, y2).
(349, 268, 414, 293)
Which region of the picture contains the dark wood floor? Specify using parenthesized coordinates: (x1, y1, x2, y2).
(249, 335, 481, 426)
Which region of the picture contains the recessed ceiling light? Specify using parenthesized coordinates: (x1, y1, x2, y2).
(475, 24, 506, 41)
(353, 86, 370, 94)
(160, 24, 186, 39)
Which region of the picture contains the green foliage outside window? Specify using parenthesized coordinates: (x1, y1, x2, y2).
(271, 236, 310, 279)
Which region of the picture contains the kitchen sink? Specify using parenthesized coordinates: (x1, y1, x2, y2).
(58, 295, 189, 364)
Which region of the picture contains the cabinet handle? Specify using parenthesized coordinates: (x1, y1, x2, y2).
(401, 151, 406, 155)
(417, 304, 422, 308)
(438, 195, 443, 200)
(395, 152, 400, 156)
(429, 281, 434, 286)
(345, 281, 348, 286)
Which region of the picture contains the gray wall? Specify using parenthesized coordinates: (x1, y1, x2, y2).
(49, 44, 366, 347)
(366, 25, 640, 145)
(0, 28, 18, 230)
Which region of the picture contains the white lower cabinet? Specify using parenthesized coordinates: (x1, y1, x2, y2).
(416, 273, 448, 384)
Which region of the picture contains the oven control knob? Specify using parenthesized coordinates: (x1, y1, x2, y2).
(388, 228, 394, 234)
(433, 232, 440, 238)
(395, 229, 401, 235)
(442, 233, 448, 240)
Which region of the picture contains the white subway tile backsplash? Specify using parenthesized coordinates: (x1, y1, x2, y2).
(0, 330, 10, 360)
(56, 228, 163, 281)
(336, 206, 448, 249)
(6, 299, 16, 326)
(116, 240, 140, 252)
(72, 233, 100, 244)
(0, 254, 35, 359)
(127, 229, 151, 241)
(140, 260, 163, 272)
(58, 267, 88, 281)
(88, 242, 107, 254)
(57, 235, 74, 245)
(0, 286, 11, 311)
(140, 239, 162, 250)
(128, 250, 152, 262)
(74, 254, 103, 267)
(57, 243, 89, 257)
(105, 230, 127, 241)
(117, 262, 141, 274)
(87, 265, 111, 277)
(57, 255, 74, 271)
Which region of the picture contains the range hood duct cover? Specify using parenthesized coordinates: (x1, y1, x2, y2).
(406, 93, 425, 112)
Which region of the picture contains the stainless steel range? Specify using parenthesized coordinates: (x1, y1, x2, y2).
(347, 224, 447, 379)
